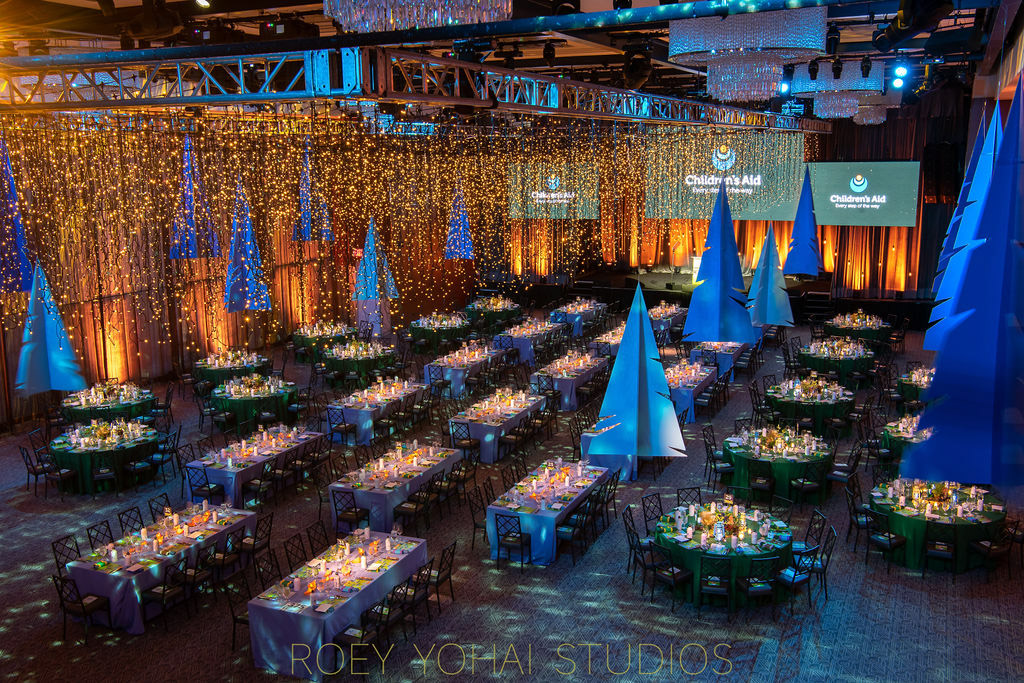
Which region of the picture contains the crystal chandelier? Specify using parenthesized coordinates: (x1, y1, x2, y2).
(853, 106, 888, 125)
(324, 0, 512, 32)
(791, 62, 884, 95)
(668, 8, 826, 103)
(813, 91, 860, 119)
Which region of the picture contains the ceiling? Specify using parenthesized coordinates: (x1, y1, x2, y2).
(0, 0, 1009, 108)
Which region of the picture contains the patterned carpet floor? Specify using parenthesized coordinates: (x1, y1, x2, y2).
(0, 326, 1021, 683)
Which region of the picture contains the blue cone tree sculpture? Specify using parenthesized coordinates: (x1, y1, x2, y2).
(443, 179, 474, 259)
(683, 181, 758, 344)
(783, 167, 823, 277)
(15, 264, 87, 395)
(292, 139, 334, 242)
(930, 105, 993, 297)
(353, 218, 399, 335)
(901, 78, 1024, 486)
(223, 177, 271, 313)
(924, 106, 1001, 352)
(747, 224, 794, 327)
(587, 285, 685, 481)
(169, 135, 221, 259)
(0, 133, 31, 293)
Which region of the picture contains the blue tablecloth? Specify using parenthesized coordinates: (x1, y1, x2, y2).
(449, 395, 545, 463)
(67, 509, 256, 635)
(689, 343, 749, 380)
(329, 449, 460, 532)
(650, 309, 687, 335)
(549, 303, 606, 336)
(248, 533, 427, 681)
(422, 350, 503, 398)
(333, 385, 426, 445)
(485, 465, 607, 565)
(494, 331, 548, 366)
(529, 357, 607, 412)
(668, 368, 716, 423)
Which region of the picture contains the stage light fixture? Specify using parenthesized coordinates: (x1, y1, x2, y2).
(861, 56, 872, 77)
(894, 63, 908, 78)
(808, 59, 819, 80)
(543, 42, 556, 67)
(779, 81, 790, 94)
(826, 23, 841, 55)
(195, 0, 211, 8)
(780, 64, 794, 94)
(832, 57, 843, 79)
(892, 77, 905, 89)
(623, 50, 653, 90)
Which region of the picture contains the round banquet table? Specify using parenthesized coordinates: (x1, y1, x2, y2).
(63, 394, 156, 423)
(880, 426, 929, 460)
(724, 440, 833, 503)
(411, 324, 468, 353)
(465, 306, 519, 326)
(292, 331, 354, 353)
(897, 378, 927, 402)
(868, 486, 1007, 572)
(766, 389, 854, 437)
(322, 352, 394, 381)
(210, 385, 297, 424)
(797, 350, 874, 388)
(48, 429, 160, 494)
(193, 359, 271, 385)
(654, 507, 793, 605)
(824, 323, 891, 342)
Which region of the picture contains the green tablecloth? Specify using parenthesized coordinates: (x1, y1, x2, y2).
(293, 332, 354, 354)
(869, 492, 1006, 572)
(766, 392, 854, 436)
(881, 429, 929, 460)
(654, 525, 793, 604)
(724, 442, 832, 503)
(411, 325, 468, 353)
(465, 306, 519, 326)
(194, 360, 271, 384)
(824, 323, 891, 342)
(322, 353, 394, 381)
(210, 386, 296, 424)
(797, 351, 874, 388)
(49, 434, 159, 494)
(897, 378, 926, 402)
(63, 395, 156, 423)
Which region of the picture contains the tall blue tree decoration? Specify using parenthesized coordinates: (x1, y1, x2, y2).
(930, 106, 992, 297)
(783, 167, 823, 277)
(15, 264, 87, 395)
(901, 78, 1024, 486)
(924, 107, 1001, 352)
(292, 138, 334, 242)
(169, 135, 221, 259)
(443, 179, 474, 259)
(352, 218, 398, 301)
(0, 132, 31, 292)
(223, 176, 271, 313)
(587, 285, 685, 481)
(747, 224, 794, 327)
(683, 181, 758, 344)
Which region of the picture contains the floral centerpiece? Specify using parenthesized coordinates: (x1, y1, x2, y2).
(775, 375, 847, 402)
(221, 373, 285, 398)
(411, 312, 468, 329)
(906, 366, 935, 388)
(879, 478, 996, 519)
(323, 340, 389, 360)
(201, 349, 259, 368)
(736, 425, 823, 459)
(889, 414, 933, 441)
(806, 337, 868, 359)
(829, 309, 886, 329)
(67, 380, 146, 407)
(655, 502, 787, 552)
(65, 418, 151, 448)
(468, 296, 517, 312)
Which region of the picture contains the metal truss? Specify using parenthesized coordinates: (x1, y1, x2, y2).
(0, 46, 830, 132)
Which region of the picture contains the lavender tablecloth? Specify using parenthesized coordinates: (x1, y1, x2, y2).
(529, 357, 607, 412)
(668, 369, 716, 423)
(67, 509, 256, 635)
(335, 385, 426, 445)
(449, 395, 545, 463)
(423, 350, 502, 398)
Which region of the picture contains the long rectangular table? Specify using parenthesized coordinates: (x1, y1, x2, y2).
(67, 507, 256, 634)
(329, 445, 460, 532)
(649, 307, 687, 335)
(529, 356, 607, 412)
(331, 384, 427, 445)
(485, 461, 608, 565)
(248, 532, 426, 681)
(550, 302, 607, 336)
(690, 342, 749, 380)
(493, 325, 558, 366)
(423, 349, 504, 398)
(449, 394, 545, 463)
(667, 366, 716, 423)
(186, 431, 324, 506)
